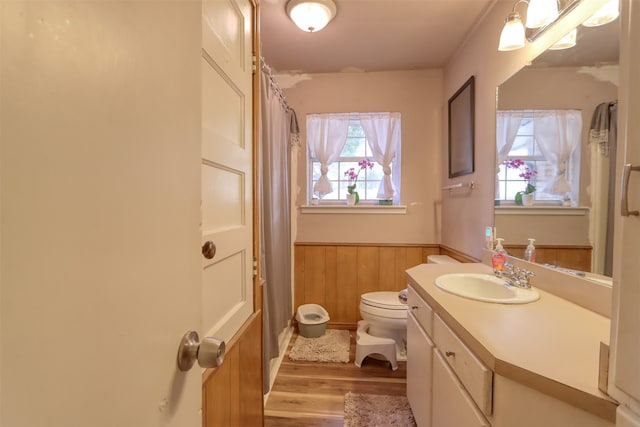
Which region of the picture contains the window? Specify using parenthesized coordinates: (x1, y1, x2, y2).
(307, 113, 401, 204)
(496, 110, 581, 205)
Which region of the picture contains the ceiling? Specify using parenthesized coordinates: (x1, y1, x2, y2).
(259, 0, 495, 74)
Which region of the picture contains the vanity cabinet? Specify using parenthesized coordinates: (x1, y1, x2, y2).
(406, 263, 616, 427)
(407, 286, 491, 427)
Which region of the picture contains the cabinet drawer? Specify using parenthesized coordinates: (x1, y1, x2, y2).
(408, 286, 433, 336)
(432, 349, 490, 427)
(433, 313, 493, 416)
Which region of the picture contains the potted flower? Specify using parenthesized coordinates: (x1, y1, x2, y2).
(343, 159, 374, 205)
(505, 159, 538, 206)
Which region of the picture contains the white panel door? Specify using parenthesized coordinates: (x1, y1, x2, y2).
(611, 0, 640, 422)
(200, 0, 253, 342)
(1, 2, 203, 426)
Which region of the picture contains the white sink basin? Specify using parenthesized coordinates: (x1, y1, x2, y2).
(434, 273, 540, 304)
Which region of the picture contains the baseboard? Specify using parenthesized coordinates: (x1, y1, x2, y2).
(327, 322, 358, 330)
(264, 323, 293, 404)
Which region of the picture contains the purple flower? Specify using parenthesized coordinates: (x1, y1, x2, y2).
(505, 159, 538, 182)
(344, 159, 374, 184)
(505, 158, 538, 195)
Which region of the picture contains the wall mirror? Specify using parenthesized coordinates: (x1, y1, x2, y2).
(449, 76, 475, 178)
(495, 18, 619, 286)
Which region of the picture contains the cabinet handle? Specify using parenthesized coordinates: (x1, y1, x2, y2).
(445, 350, 455, 357)
(411, 306, 418, 310)
(621, 163, 640, 217)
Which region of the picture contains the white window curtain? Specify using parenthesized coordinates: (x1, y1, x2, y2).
(496, 110, 525, 198)
(496, 110, 525, 164)
(306, 113, 350, 196)
(533, 110, 582, 200)
(359, 112, 402, 203)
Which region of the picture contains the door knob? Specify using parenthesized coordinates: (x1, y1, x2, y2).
(177, 330, 226, 371)
(202, 241, 217, 259)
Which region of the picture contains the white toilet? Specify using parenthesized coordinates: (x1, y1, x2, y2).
(355, 256, 461, 368)
(358, 291, 408, 362)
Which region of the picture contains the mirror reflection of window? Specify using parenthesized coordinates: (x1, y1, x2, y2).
(496, 109, 582, 205)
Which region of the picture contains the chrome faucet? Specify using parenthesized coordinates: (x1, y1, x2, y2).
(496, 263, 535, 289)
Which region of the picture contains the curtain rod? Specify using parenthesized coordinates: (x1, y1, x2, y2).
(260, 57, 292, 112)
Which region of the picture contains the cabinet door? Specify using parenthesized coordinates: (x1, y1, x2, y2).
(611, 0, 640, 415)
(407, 312, 434, 427)
(432, 350, 490, 427)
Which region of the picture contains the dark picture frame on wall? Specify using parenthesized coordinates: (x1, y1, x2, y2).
(448, 76, 475, 178)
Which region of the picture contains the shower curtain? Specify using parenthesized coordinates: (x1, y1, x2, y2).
(260, 63, 294, 394)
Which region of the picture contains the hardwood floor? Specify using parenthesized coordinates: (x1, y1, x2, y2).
(264, 329, 408, 427)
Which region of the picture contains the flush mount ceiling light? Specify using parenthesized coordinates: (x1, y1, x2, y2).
(286, 0, 337, 33)
(548, 27, 577, 49)
(582, 0, 619, 27)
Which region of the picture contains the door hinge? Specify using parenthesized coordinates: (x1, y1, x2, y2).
(252, 257, 258, 278)
(252, 54, 257, 74)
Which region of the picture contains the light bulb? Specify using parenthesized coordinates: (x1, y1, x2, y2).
(526, 0, 559, 28)
(583, 0, 619, 27)
(549, 28, 577, 50)
(499, 13, 526, 51)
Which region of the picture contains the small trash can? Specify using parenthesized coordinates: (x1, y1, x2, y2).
(295, 304, 330, 338)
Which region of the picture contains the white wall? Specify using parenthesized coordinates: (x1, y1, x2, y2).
(283, 69, 444, 244)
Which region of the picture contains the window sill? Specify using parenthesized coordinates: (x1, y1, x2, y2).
(300, 204, 407, 215)
(495, 206, 588, 216)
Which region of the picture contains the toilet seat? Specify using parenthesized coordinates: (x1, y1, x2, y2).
(360, 291, 408, 320)
(360, 291, 407, 310)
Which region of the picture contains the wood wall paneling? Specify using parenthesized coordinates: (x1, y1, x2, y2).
(504, 245, 592, 272)
(202, 312, 263, 427)
(294, 244, 440, 328)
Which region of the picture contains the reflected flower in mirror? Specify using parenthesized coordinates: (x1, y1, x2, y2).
(505, 159, 538, 205)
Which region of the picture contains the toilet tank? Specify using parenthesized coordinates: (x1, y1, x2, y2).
(427, 255, 460, 264)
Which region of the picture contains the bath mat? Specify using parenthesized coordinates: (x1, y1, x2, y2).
(288, 329, 350, 363)
(343, 392, 416, 427)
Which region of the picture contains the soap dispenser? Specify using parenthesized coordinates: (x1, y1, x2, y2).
(494, 238, 507, 255)
(524, 238, 536, 263)
(492, 238, 507, 273)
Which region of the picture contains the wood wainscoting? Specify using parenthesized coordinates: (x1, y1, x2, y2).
(202, 311, 263, 427)
(294, 243, 441, 329)
(503, 245, 592, 272)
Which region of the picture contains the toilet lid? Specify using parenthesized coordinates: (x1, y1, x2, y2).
(361, 291, 406, 310)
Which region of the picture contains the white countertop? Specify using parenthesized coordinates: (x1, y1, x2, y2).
(406, 262, 617, 422)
